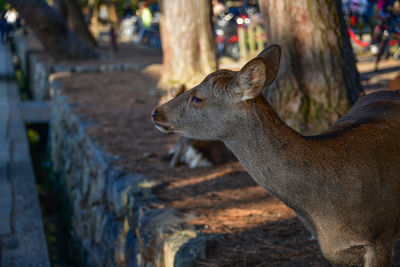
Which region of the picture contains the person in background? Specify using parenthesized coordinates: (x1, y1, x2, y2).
(348, 0, 369, 39)
(373, 0, 400, 70)
(110, 23, 118, 54)
(212, 0, 226, 17)
(136, 2, 153, 44)
(0, 12, 9, 43)
(363, 0, 377, 37)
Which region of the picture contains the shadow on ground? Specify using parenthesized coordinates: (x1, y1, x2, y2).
(358, 56, 400, 92)
(52, 53, 400, 266)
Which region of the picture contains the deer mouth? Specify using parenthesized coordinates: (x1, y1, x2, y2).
(154, 123, 174, 134)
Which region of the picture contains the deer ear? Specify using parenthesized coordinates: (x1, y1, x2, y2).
(236, 57, 267, 101)
(235, 45, 281, 102)
(257, 44, 281, 87)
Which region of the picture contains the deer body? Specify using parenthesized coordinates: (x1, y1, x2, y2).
(224, 93, 400, 265)
(152, 45, 400, 266)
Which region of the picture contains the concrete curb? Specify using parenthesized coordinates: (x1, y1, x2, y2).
(0, 42, 50, 267)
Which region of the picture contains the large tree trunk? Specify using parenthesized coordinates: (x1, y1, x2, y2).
(159, 0, 217, 90)
(158, 0, 222, 168)
(259, 0, 362, 134)
(9, 0, 99, 60)
(54, 0, 97, 48)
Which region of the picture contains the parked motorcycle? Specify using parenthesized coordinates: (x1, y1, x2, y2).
(214, 4, 265, 61)
(214, 11, 241, 60)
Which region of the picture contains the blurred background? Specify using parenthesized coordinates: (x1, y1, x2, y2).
(1, 0, 400, 266)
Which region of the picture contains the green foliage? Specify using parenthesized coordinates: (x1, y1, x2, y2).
(78, 0, 141, 19)
(15, 69, 29, 100)
(27, 128, 40, 143)
(78, 0, 89, 7)
(0, 0, 10, 12)
(117, 0, 139, 16)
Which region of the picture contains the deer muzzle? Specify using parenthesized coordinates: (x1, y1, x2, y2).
(152, 107, 174, 134)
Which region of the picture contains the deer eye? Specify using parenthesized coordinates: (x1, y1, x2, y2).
(191, 96, 203, 104)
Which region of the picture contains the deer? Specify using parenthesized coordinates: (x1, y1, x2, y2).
(152, 45, 400, 266)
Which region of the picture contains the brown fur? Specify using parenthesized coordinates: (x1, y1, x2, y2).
(152, 45, 400, 266)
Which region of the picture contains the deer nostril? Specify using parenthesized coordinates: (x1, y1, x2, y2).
(152, 109, 158, 120)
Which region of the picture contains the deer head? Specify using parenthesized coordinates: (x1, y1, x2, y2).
(152, 45, 281, 140)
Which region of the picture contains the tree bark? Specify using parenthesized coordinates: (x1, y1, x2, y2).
(54, 0, 97, 48)
(159, 0, 217, 90)
(157, 0, 221, 168)
(107, 0, 119, 26)
(53, 0, 67, 20)
(259, 0, 362, 134)
(9, 0, 99, 60)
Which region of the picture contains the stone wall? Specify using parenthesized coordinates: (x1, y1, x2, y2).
(13, 32, 53, 100)
(29, 53, 53, 100)
(50, 78, 214, 267)
(12, 31, 29, 76)
(13, 31, 214, 266)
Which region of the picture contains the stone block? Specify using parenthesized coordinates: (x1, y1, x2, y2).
(20, 101, 51, 123)
(0, 101, 9, 139)
(107, 173, 143, 217)
(0, 140, 10, 177)
(1, 236, 19, 250)
(0, 203, 11, 234)
(75, 64, 99, 73)
(163, 230, 198, 267)
(53, 64, 72, 73)
(32, 60, 51, 100)
(88, 166, 107, 205)
(93, 206, 106, 244)
(0, 181, 12, 206)
(173, 233, 217, 267)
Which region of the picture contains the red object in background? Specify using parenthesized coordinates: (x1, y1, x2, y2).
(350, 14, 357, 27)
(348, 27, 400, 48)
(216, 35, 225, 44)
(347, 27, 370, 47)
(227, 35, 238, 43)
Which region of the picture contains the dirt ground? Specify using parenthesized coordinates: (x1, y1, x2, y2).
(19, 30, 162, 70)
(52, 39, 400, 266)
(57, 68, 324, 266)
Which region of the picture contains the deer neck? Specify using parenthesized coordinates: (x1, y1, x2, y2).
(223, 95, 314, 209)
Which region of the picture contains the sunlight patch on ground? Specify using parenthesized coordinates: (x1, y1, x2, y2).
(166, 162, 241, 188)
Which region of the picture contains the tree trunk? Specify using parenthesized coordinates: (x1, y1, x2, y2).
(9, 0, 99, 60)
(53, 0, 67, 20)
(107, 1, 119, 26)
(90, 3, 101, 40)
(157, 0, 221, 168)
(86, 0, 95, 25)
(159, 0, 217, 90)
(259, 0, 362, 134)
(54, 0, 97, 48)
